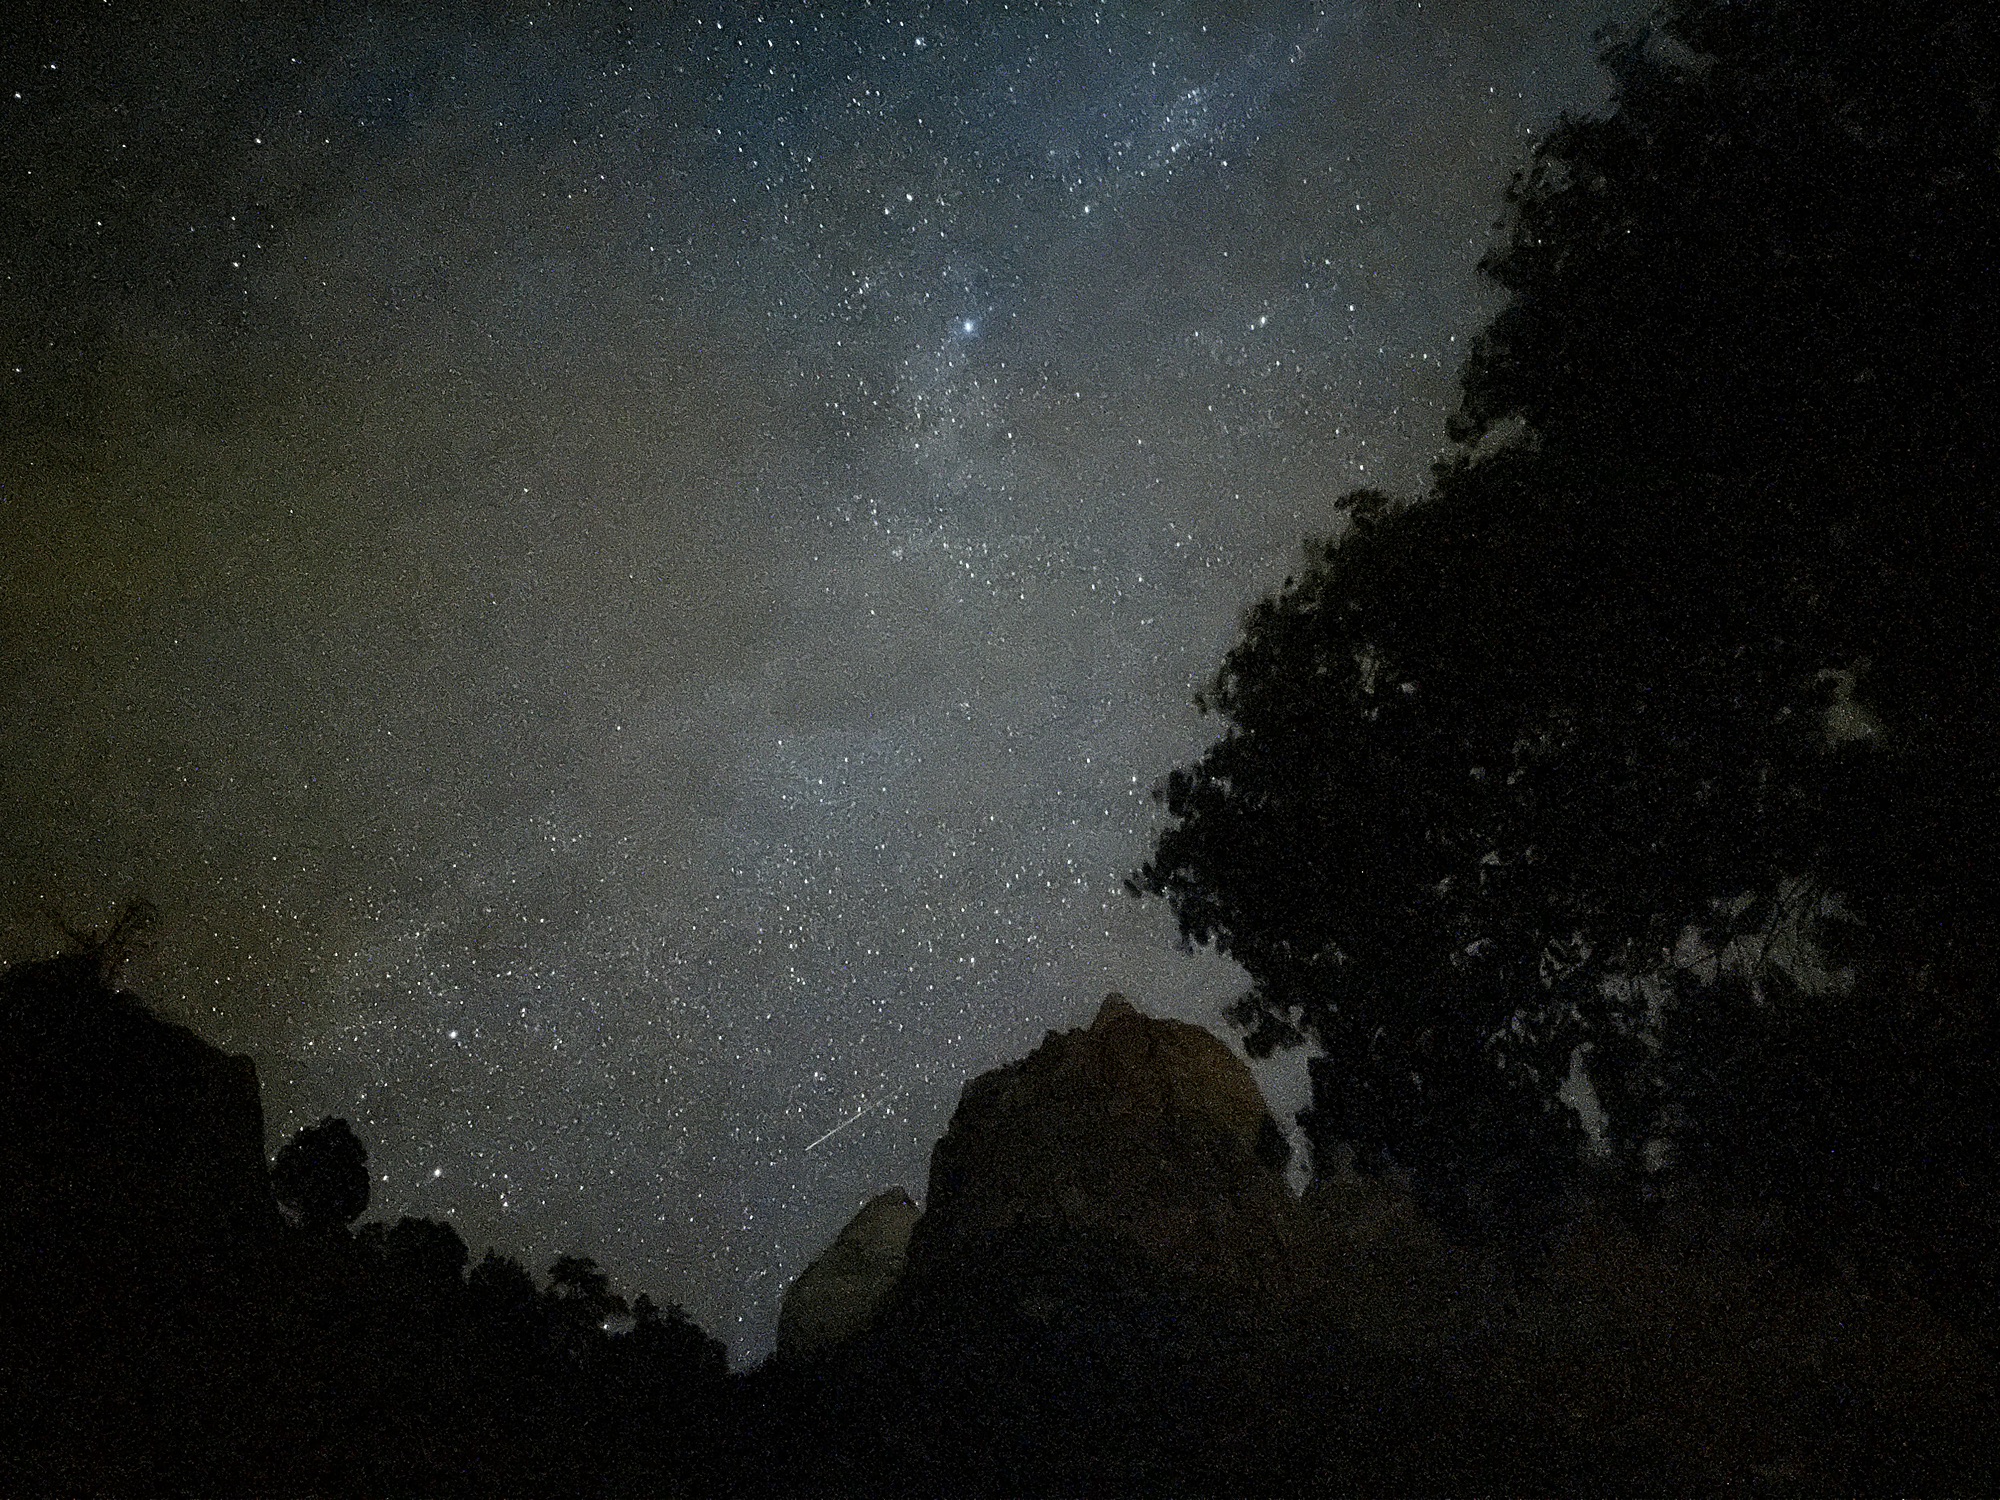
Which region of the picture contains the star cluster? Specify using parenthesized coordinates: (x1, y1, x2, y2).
(1, 0, 1630, 1358)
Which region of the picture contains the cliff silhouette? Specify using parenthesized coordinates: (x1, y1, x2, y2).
(4, 945, 285, 1496)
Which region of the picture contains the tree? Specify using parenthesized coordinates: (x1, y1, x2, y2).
(379, 1215, 470, 1290)
(1136, 0, 2000, 1247)
(52, 899, 160, 991)
(271, 1117, 369, 1234)
(629, 1293, 726, 1384)
(543, 1255, 628, 1361)
(467, 1249, 540, 1326)
(1449, 1, 2000, 993)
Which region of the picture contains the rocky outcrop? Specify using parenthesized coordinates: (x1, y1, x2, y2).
(756, 993, 1999, 1497)
(737, 996, 1313, 1496)
(776, 1187, 919, 1362)
(764, 994, 1300, 1371)
(907, 992, 1295, 1302)
(2, 948, 285, 1498)
(1, 949, 278, 1262)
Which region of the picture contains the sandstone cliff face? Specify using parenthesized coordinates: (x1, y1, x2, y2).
(907, 992, 1295, 1303)
(776, 1187, 919, 1362)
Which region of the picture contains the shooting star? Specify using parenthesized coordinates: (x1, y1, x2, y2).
(805, 1088, 903, 1154)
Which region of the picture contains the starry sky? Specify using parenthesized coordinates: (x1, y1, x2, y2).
(2, 0, 1634, 1360)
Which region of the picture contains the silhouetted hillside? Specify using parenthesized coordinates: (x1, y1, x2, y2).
(4, 935, 1993, 1496)
(4, 943, 284, 1496)
(1, 935, 728, 1499)
(736, 995, 1997, 1498)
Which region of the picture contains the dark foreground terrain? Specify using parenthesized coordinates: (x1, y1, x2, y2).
(6, 952, 1993, 1498)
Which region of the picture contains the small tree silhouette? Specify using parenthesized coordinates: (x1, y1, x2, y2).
(630, 1292, 727, 1384)
(468, 1249, 539, 1322)
(35, 898, 162, 1005)
(544, 1254, 628, 1360)
(271, 1117, 369, 1233)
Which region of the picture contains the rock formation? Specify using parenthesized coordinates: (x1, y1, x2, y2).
(738, 995, 1313, 1496)
(776, 1187, 919, 1362)
(2, 947, 283, 1498)
(2, 948, 278, 1262)
(758, 992, 1999, 1497)
(907, 991, 1295, 1303)
(764, 993, 1302, 1373)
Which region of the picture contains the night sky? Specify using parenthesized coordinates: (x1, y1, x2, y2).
(3, 0, 1633, 1360)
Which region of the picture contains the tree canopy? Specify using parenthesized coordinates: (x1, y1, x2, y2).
(1136, 0, 2000, 1256)
(272, 1116, 370, 1233)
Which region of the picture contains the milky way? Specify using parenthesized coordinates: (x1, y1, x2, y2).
(2, 0, 1632, 1357)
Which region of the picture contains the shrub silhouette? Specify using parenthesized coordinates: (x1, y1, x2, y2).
(271, 1115, 370, 1233)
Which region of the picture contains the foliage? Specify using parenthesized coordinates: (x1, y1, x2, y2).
(631, 1291, 726, 1383)
(1136, 0, 2000, 1246)
(545, 1252, 631, 1360)
(272, 1115, 371, 1233)
(468, 1246, 541, 1324)
(366, 1213, 471, 1288)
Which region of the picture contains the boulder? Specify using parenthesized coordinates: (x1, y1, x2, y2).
(776, 1187, 920, 1362)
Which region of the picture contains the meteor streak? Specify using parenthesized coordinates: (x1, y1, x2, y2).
(805, 1089, 902, 1154)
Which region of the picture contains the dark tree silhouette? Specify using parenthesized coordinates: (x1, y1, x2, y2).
(1137, 0, 2000, 1257)
(468, 1247, 541, 1325)
(271, 1116, 370, 1234)
(51, 898, 160, 989)
(544, 1253, 628, 1359)
(377, 1214, 470, 1288)
(630, 1292, 727, 1384)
